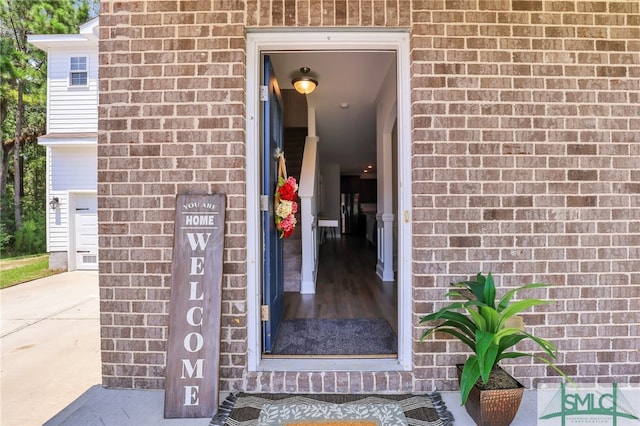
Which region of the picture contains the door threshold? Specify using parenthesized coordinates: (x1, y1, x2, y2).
(262, 353, 398, 360)
(257, 357, 409, 372)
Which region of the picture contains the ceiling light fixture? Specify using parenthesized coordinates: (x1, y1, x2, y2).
(292, 67, 318, 95)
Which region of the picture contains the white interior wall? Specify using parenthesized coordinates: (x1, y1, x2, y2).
(320, 162, 340, 222)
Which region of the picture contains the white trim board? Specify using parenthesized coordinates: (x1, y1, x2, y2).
(246, 30, 413, 372)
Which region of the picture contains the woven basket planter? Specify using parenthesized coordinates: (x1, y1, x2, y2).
(456, 364, 525, 426)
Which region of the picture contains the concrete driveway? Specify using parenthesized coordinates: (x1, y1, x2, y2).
(0, 271, 213, 426)
(0, 271, 101, 426)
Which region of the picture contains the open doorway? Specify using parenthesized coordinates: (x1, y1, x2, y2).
(275, 235, 398, 358)
(262, 50, 398, 358)
(246, 31, 412, 372)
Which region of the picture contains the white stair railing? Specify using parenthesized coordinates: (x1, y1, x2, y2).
(298, 135, 319, 294)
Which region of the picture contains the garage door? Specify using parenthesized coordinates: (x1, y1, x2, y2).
(75, 195, 98, 270)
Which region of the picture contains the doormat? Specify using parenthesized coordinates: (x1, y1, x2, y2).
(287, 421, 376, 426)
(260, 402, 406, 425)
(271, 318, 397, 355)
(287, 422, 376, 426)
(210, 392, 455, 426)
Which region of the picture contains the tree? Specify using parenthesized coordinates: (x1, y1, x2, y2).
(0, 0, 91, 253)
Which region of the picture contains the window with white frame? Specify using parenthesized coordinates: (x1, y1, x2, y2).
(69, 57, 88, 86)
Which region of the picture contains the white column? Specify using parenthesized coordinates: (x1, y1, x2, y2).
(376, 213, 395, 281)
(299, 136, 319, 294)
(375, 65, 397, 283)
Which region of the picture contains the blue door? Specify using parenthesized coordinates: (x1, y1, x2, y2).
(262, 55, 284, 353)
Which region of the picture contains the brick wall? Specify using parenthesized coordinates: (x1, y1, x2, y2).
(409, 0, 640, 392)
(98, 0, 639, 393)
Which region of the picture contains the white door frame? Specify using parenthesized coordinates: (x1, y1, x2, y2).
(246, 30, 412, 372)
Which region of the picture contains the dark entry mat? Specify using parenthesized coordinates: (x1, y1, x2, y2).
(270, 318, 397, 355)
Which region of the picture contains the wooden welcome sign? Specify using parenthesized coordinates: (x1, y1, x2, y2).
(164, 194, 225, 418)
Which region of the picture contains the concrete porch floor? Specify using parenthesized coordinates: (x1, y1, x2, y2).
(43, 385, 538, 425)
(1, 271, 538, 426)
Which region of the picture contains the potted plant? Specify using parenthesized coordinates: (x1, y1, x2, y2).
(419, 272, 570, 426)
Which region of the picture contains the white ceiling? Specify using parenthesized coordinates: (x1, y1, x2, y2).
(269, 51, 396, 176)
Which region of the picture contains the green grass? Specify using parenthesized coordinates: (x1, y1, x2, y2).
(0, 255, 64, 289)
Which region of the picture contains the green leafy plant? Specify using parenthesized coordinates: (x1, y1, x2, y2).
(419, 272, 570, 405)
(14, 216, 46, 255)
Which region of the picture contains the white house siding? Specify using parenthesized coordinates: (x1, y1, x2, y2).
(51, 146, 97, 191)
(29, 19, 99, 271)
(46, 49, 98, 134)
(46, 146, 66, 268)
(47, 145, 98, 270)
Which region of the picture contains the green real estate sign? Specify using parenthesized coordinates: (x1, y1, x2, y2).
(538, 383, 640, 426)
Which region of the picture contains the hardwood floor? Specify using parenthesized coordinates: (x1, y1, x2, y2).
(283, 234, 398, 334)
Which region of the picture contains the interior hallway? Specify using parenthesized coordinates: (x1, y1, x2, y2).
(283, 234, 398, 334)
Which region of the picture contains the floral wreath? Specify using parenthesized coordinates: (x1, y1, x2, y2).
(275, 152, 298, 239)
